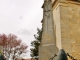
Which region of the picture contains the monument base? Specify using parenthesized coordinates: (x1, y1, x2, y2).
(39, 45, 58, 60)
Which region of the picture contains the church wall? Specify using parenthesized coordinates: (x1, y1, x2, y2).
(53, 3, 62, 50)
(60, 1, 80, 60)
(59, 2, 72, 54)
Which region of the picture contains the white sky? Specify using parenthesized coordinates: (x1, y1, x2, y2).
(0, 0, 43, 58)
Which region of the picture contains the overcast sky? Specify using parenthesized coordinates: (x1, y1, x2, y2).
(0, 0, 43, 58)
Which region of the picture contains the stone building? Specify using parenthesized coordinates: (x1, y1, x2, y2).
(39, 0, 80, 60)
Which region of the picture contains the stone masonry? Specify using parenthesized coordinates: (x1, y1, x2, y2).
(39, 0, 80, 60)
(39, 0, 58, 60)
(53, 0, 80, 60)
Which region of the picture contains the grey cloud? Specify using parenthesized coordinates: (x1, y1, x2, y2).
(18, 29, 33, 35)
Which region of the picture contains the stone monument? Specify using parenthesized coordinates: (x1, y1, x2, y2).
(39, 0, 58, 60)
